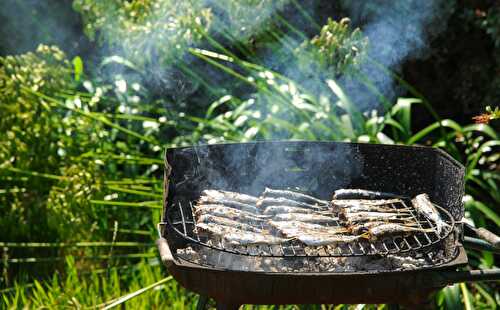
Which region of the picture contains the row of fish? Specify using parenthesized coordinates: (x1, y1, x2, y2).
(193, 188, 449, 247)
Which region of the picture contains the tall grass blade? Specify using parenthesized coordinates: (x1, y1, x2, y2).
(90, 200, 162, 209)
(102, 276, 172, 309)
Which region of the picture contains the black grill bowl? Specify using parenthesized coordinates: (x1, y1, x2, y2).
(159, 141, 468, 308)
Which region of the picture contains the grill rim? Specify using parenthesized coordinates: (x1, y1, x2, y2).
(165, 140, 464, 171)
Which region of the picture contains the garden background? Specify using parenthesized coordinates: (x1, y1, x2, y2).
(0, 0, 498, 308)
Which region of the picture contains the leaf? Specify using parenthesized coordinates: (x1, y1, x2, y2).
(459, 283, 474, 310)
(100, 55, 141, 73)
(391, 97, 422, 138)
(441, 284, 462, 310)
(72, 56, 84, 81)
(326, 79, 364, 134)
(465, 199, 500, 227)
(407, 119, 462, 145)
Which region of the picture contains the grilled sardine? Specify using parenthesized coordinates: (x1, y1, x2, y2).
(202, 189, 259, 204)
(272, 213, 339, 223)
(263, 188, 328, 206)
(199, 196, 260, 214)
(367, 223, 435, 240)
(257, 197, 327, 210)
(196, 214, 264, 233)
(333, 189, 402, 200)
(196, 223, 287, 245)
(411, 193, 449, 235)
(263, 205, 333, 216)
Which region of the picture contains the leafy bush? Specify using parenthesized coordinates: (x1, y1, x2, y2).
(0, 45, 78, 241)
(73, 0, 212, 68)
(299, 17, 368, 77)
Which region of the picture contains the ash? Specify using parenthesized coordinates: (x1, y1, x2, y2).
(175, 234, 456, 273)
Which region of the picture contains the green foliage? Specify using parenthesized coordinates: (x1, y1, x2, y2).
(73, 0, 212, 67)
(471, 5, 500, 48)
(299, 18, 368, 77)
(47, 163, 103, 241)
(0, 45, 79, 242)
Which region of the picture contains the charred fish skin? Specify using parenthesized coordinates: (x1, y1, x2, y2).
(333, 189, 402, 200)
(262, 205, 333, 216)
(348, 221, 388, 234)
(341, 211, 414, 223)
(331, 199, 403, 206)
(335, 203, 410, 214)
(195, 214, 264, 233)
(257, 197, 327, 210)
(201, 189, 259, 204)
(269, 220, 348, 235)
(411, 193, 449, 235)
(194, 204, 269, 221)
(272, 213, 340, 223)
(199, 196, 260, 214)
(195, 223, 287, 245)
(330, 198, 404, 212)
(367, 223, 435, 240)
(263, 188, 328, 206)
(348, 221, 419, 234)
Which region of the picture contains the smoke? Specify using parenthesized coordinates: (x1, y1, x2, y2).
(175, 142, 363, 200)
(338, 0, 455, 109)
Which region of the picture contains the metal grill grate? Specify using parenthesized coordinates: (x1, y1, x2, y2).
(162, 198, 455, 257)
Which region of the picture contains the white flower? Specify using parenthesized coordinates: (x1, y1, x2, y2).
(130, 95, 140, 103)
(115, 79, 127, 93)
(234, 115, 248, 127)
(104, 193, 119, 201)
(132, 83, 141, 91)
(74, 97, 82, 109)
(244, 127, 259, 139)
(143, 121, 160, 130)
(83, 81, 93, 92)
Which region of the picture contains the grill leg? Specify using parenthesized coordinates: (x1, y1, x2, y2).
(215, 302, 241, 310)
(196, 295, 208, 310)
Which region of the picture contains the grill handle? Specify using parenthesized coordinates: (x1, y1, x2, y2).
(463, 223, 500, 251)
(475, 228, 500, 248)
(156, 237, 174, 267)
(432, 269, 500, 286)
(463, 237, 500, 254)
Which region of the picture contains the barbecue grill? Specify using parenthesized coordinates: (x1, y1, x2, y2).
(157, 141, 500, 309)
